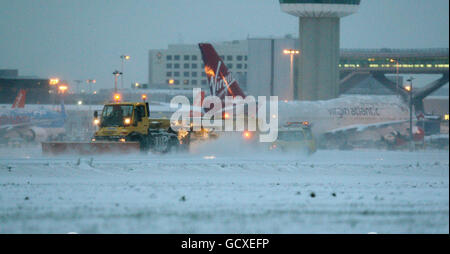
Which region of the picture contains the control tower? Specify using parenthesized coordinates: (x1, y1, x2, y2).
(280, 0, 361, 100)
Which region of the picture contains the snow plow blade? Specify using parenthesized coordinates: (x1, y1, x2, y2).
(41, 141, 140, 155)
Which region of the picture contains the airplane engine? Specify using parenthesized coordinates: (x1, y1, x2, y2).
(22, 127, 49, 142)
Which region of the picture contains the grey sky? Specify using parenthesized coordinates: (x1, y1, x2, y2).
(0, 0, 448, 90)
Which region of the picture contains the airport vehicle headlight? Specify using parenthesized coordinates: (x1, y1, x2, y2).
(91, 138, 96, 142)
(93, 119, 100, 126)
(119, 138, 126, 142)
(124, 118, 131, 125)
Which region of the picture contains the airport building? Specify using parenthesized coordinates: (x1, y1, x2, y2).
(148, 40, 248, 91)
(147, 39, 448, 116)
(0, 69, 52, 104)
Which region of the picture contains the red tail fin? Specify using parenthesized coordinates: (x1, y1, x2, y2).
(12, 89, 26, 108)
(198, 43, 246, 101)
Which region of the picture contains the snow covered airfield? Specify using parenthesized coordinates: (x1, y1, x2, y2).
(0, 144, 448, 233)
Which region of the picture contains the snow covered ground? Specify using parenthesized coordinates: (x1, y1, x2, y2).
(0, 143, 448, 234)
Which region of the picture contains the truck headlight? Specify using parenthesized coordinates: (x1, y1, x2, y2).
(93, 119, 100, 125)
(124, 118, 131, 125)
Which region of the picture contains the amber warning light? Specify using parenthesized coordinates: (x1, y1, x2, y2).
(113, 93, 121, 102)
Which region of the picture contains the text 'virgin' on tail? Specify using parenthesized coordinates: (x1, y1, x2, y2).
(198, 43, 246, 101)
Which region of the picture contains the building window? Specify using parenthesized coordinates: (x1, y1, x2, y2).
(244, 64, 247, 69)
(184, 72, 190, 77)
(192, 63, 198, 69)
(244, 56, 248, 61)
(184, 55, 190, 61)
(192, 72, 197, 77)
(201, 63, 205, 68)
(237, 64, 242, 69)
(237, 55, 243, 61)
(201, 80, 207, 85)
(166, 55, 172, 61)
(192, 55, 198, 61)
(183, 80, 189, 85)
(202, 72, 206, 77)
(227, 55, 233, 61)
(166, 72, 172, 77)
(174, 72, 180, 77)
(174, 55, 180, 60)
(174, 80, 179, 85)
(220, 55, 224, 60)
(227, 63, 233, 69)
(192, 80, 197, 85)
(166, 63, 172, 69)
(174, 63, 180, 69)
(184, 63, 190, 69)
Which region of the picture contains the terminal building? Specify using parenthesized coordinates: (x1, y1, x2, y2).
(0, 69, 52, 105)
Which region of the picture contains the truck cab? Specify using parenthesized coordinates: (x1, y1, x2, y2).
(94, 102, 150, 141)
(270, 121, 316, 155)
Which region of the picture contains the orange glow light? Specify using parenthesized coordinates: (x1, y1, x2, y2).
(141, 94, 147, 101)
(283, 49, 300, 55)
(168, 79, 174, 85)
(204, 66, 215, 77)
(114, 93, 121, 102)
(243, 131, 251, 139)
(58, 85, 68, 93)
(224, 112, 230, 119)
(49, 78, 59, 85)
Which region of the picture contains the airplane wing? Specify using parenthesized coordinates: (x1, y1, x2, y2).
(323, 120, 409, 138)
(0, 118, 57, 132)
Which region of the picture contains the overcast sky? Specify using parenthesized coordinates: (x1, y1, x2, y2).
(0, 0, 448, 90)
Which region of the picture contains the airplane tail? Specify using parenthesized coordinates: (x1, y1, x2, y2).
(12, 89, 26, 109)
(198, 43, 246, 101)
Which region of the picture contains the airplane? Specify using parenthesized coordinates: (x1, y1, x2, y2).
(198, 43, 426, 148)
(0, 89, 67, 144)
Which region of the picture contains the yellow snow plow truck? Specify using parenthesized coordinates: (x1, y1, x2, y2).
(42, 101, 191, 155)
